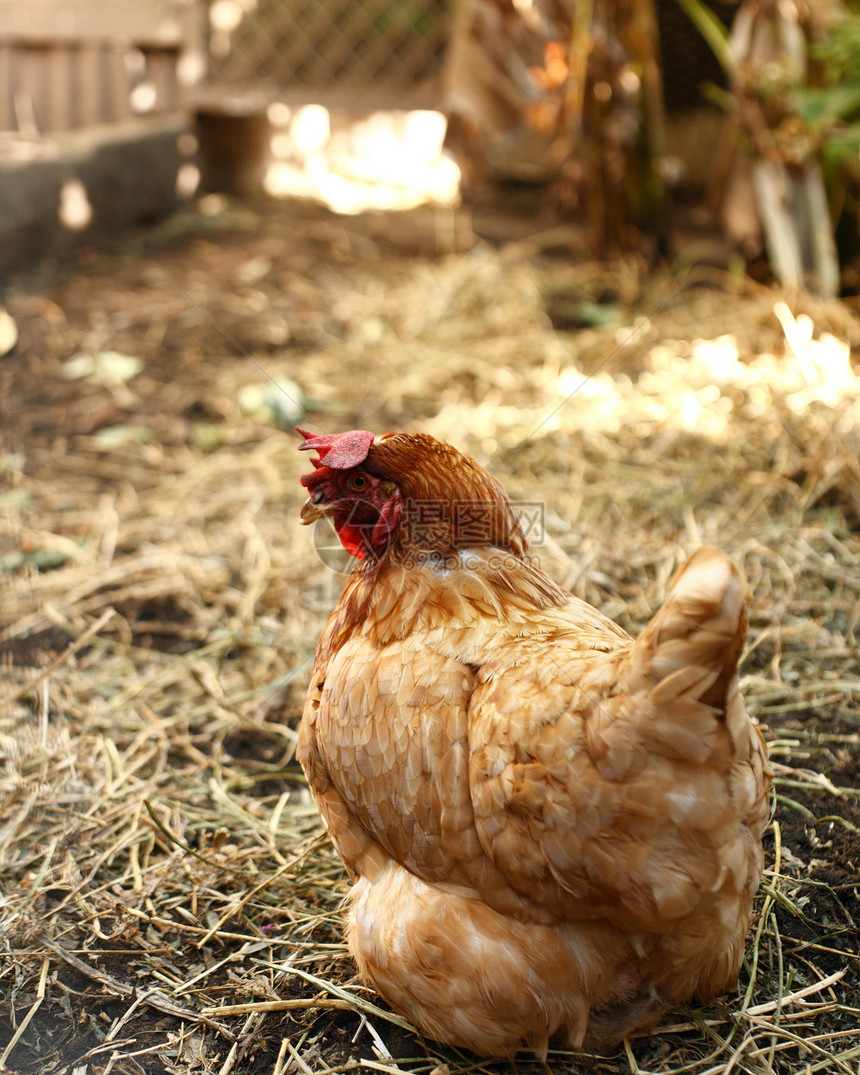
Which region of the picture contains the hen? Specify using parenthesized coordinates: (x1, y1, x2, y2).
(296, 427, 772, 1058)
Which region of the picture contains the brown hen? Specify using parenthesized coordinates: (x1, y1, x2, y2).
(296, 428, 772, 1058)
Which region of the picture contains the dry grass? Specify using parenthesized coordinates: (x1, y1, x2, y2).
(1, 198, 859, 1075)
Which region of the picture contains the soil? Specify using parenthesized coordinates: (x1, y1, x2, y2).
(1, 193, 859, 1075)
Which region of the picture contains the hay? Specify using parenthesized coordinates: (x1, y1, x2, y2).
(1, 198, 859, 1074)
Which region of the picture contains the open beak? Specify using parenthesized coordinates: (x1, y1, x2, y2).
(298, 490, 339, 526)
(300, 494, 335, 524)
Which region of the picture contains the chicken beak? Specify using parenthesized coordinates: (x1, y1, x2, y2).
(300, 498, 327, 525)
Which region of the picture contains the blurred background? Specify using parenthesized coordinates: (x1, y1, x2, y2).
(2, 5, 860, 1074)
(2, 0, 860, 293)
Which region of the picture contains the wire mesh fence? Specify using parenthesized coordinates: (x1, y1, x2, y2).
(0, 0, 450, 135)
(207, 0, 450, 93)
(0, 0, 737, 137)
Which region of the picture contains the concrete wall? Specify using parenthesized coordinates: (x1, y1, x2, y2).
(0, 116, 197, 277)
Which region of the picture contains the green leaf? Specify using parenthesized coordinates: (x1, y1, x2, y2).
(672, 0, 733, 75)
(793, 84, 860, 125)
(574, 300, 621, 327)
(62, 350, 144, 385)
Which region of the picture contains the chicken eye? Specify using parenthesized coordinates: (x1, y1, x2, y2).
(348, 474, 368, 491)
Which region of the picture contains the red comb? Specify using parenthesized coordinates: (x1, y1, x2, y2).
(296, 427, 375, 469)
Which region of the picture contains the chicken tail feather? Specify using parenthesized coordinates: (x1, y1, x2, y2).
(637, 545, 747, 718)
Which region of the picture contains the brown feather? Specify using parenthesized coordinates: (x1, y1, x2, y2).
(297, 433, 772, 1057)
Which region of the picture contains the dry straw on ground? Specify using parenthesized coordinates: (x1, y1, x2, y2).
(1, 199, 859, 1075)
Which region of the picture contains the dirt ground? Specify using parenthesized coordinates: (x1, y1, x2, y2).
(1, 194, 859, 1075)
